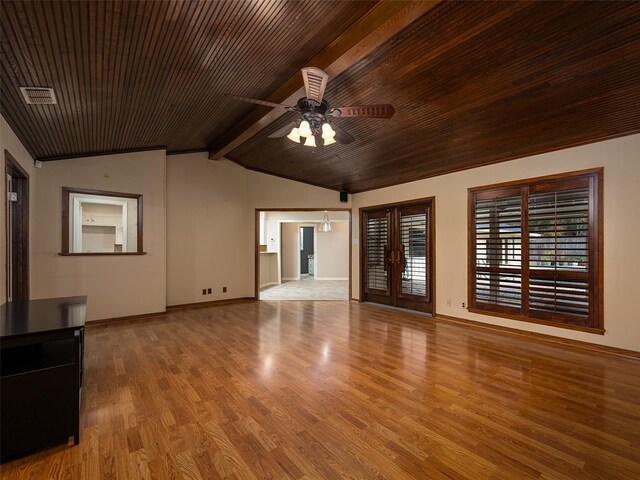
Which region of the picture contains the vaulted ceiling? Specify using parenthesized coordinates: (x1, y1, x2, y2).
(2, 1, 640, 193)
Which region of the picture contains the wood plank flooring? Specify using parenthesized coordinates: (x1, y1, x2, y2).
(2, 301, 639, 479)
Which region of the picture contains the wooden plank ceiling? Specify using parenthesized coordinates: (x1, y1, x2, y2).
(227, 1, 640, 192)
(0, 0, 377, 158)
(2, 1, 640, 193)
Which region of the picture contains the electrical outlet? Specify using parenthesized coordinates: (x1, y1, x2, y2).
(223, 286, 227, 293)
(446, 299, 451, 307)
(202, 288, 206, 295)
(207, 288, 212, 294)
(462, 302, 466, 308)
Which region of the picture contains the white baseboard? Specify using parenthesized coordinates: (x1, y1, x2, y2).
(315, 277, 349, 281)
(282, 277, 300, 281)
(259, 281, 278, 288)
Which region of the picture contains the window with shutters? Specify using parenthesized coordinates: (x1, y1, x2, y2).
(468, 169, 603, 333)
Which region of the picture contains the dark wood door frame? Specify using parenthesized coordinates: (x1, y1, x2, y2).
(5, 150, 29, 302)
(359, 197, 436, 315)
(255, 208, 352, 300)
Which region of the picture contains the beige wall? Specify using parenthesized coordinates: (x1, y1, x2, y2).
(32, 150, 167, 321)
(316, 221, 349, 280)
(125, 198, 138, 249)
(247, 171, 350, 209)
(82, 203, 122, 215)
(166, 153, 250, 305)
(352, 134, 640, 351)
(82, 225, 117, 253)
(1, 115, 36, 304)
(264, 211, 344, 253)
(281, 223, 301, 280)
(259, 253, 278, 287)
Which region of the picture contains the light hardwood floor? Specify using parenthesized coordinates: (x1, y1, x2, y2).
(2, 301, 639, 479)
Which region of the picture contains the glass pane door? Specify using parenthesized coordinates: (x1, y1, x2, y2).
(361, 201, 433, 314)
(364, 212, 390, 295)
(399, 210, 429, 301)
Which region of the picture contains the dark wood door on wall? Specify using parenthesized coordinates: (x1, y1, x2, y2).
(5, 151, 29, 302)
(361, 200, 433, 314)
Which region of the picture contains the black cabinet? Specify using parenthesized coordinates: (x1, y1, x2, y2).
(1, 296, 86, 463)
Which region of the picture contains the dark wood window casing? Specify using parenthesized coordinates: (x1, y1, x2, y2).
(468, 168, 603, 334)
(61, 187, 145, 256)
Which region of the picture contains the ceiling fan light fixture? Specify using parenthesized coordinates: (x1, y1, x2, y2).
(298, 120, 312, 137)
(227, 66, 395, 149)
(321, 122, 335, 139)
(287, 127, 301, 143)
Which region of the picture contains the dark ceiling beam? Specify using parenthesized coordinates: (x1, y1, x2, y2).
(208, 0, 442, 160)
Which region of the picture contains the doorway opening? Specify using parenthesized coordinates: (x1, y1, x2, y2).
(299, 226, 315, 279)
(255, 209, 351, 301)
(360, 198, 435, 314)
(5, 150, 29, 302)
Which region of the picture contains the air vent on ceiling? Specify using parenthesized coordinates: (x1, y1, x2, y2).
(19, 87, 57, 105)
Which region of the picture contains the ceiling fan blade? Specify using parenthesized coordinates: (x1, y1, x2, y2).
(331, 122, 355, 145)
(268, 121, 297, 138)
(331, 104, 395, 119)
(224, 94, 292, 109)
(301, 67, 329, 103)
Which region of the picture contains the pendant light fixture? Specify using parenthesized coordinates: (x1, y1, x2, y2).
(319, 211, 332, 232)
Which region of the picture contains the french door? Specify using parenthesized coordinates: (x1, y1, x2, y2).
(361, 199, 434, 314)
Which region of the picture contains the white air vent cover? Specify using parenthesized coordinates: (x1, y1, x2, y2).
(20, 87, 57, 105)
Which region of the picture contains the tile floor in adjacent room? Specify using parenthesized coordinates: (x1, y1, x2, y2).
(259, 276, 349, 301)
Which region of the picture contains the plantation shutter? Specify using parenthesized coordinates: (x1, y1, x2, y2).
(472, 188, 523, 314)
(469, 170, 601, 331)
(364, 211, 390, 294)
(399, 207, 429, 301)
(528, 180, 592, 325)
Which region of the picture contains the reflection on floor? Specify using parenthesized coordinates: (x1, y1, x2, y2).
(260, 275, 348, 300)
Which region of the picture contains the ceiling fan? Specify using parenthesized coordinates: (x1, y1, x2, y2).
(225, 67, 395, 147)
